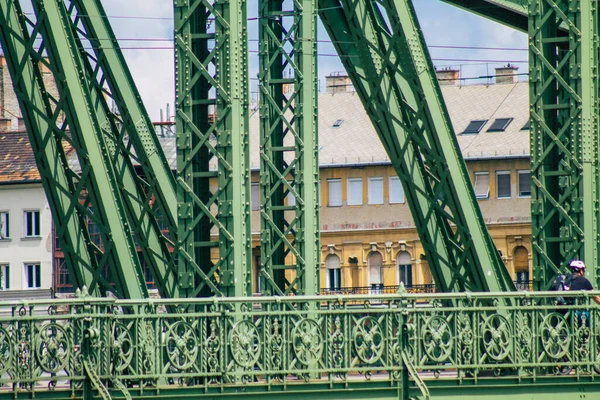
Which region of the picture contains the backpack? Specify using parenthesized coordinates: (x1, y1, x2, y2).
(550, 273, 573, 305)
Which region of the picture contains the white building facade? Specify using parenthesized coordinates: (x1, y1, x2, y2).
(0, 131, 54, 298)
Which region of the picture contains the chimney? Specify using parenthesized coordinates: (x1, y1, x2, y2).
(495, 64, 519, 84)
(325, 72, 354, 94)
(435, 67, 460, 85)
(17, 118, 26, 131)
(0, 119, 10, 132)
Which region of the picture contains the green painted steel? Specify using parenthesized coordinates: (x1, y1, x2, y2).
(440, 0, 528, 32)
(67, 0, 180, 298)
(175, 0, 252, 297)
(0, 0, 100, 296)
(319, 0, 515, 293)
(25, 0, 148, 299)
(258, 0, 320, 295)
(0, 291, 599, 398)
(529, 0, 599, 289)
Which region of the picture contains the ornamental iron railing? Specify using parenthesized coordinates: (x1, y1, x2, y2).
(0, 291, 599, 398)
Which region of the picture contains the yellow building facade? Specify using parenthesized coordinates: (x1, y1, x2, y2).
(248, 73, 532, 294)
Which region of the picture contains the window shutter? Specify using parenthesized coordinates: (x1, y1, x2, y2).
(473, 173, 489, 199)
(497, 172, 511, 198)
(368, 177, 384, 204)
(328, 179, 342, 206)
(389, 176, 405, 204)
(519, 172, 531, 196)
(348, 178, 363, 205)
(251, 183, 260, 210)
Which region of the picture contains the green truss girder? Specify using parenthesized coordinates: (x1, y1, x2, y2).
(319, 0, 515, 293)
(0, 0, 101, 296)
(175, 0, 252, 297)
(26, 0, 148, 299)
(529, 0, 599, 288)
(65, 0, 179, 298)
(440, 0, 528, 32)
(258, 0, 320, 296)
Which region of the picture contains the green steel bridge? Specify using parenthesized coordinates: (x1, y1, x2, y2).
(0, 0, 598, 398)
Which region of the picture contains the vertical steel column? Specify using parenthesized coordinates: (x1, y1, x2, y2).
(176, 0, 252, 297)
(319, 0, 514, 292)
(29, 0, 147, 299)
(258, 0, 319, 296)
(529, 0, 599, 287)
(0, 0, 100, 296)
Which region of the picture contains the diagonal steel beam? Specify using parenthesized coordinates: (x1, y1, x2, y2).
(29, 0, 148, 299)
(319, 0, 515, 292)
(0, 0, 102, 296)
(440, 0, 528, 32)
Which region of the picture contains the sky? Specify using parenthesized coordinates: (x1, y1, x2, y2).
(98, 0, 528, 121)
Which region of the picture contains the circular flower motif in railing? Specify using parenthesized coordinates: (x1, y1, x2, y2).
(422, 316, 453, 362)
(111, 322, 134, 372)
(0, 327, 11, 374)
(35, 323, 70, 373)
(229, 320, 261, 368)
(292, 319, 323, 365)
(166, 321, 199, 371)
(352, 317, 384, 364)
(540, 313, 570, 359)
(481, 314, 511, 361)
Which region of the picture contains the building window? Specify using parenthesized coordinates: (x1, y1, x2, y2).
(325, 254, 341, 291)
(368, 177, 384, 205)
(368, 251, 383, 292)
(518, 171, 531, 197)
(0, 265, 8, 290)
(389, 176, 405, 204)
(514, 246, 529, 291)
(251, 183, 260, 211)
(473, 172, 489, 199)
(327, 179, 342, 207)
(0, 212, 8, 239)
(347, 178, 363, 206)
(24, 210, 40, 237)
(496, 171, 511, 198)
(397, 251, 412, 287)
(25, 263, 41, 289)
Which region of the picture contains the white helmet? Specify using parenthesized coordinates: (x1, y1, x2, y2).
(569, 260, 586, 271)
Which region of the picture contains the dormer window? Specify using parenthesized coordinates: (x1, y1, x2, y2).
(463, 120, 487, 134)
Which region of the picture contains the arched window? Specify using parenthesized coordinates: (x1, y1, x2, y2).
(368, 251, 383, 292)
(326, 254, 341, 291)
(397, 251, 412, 287)
(513, 246, 529, 290)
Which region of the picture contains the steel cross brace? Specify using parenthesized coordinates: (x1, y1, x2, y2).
(67, 0, 180, 298)
(258, 0, 320, 296)
(318, 0, 515, 292)
(529, 0, 600, 287)
(175, 0, 252, 297)
(26, 0, 148, 299)
(0, 0, 101, 295)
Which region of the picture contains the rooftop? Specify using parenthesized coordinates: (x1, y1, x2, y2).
(0, 81, 530, 182)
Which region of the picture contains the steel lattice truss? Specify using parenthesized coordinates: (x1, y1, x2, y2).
(258, 0, 320, 296)
(175, 0, 252, 297)
(529, 0, 599, 288)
